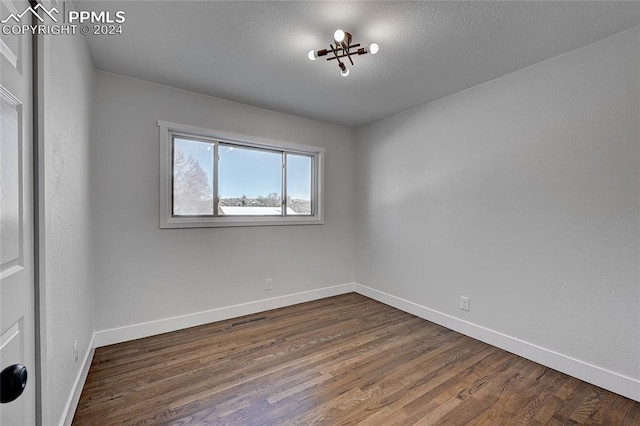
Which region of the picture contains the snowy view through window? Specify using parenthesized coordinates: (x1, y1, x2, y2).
(172, 137, 312, 216)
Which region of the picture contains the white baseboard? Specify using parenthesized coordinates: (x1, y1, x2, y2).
(354, 283, 640, 402)
(61, 332, 96, 426)
(94, 283, 355, 347)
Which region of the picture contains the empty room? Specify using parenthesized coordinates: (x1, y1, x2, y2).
(0, 1, 638, 425)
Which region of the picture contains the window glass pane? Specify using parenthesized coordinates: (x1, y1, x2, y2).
(286, 154, 312, 216)
(218, 144, 283, 216)
(173, 137, 214, 216)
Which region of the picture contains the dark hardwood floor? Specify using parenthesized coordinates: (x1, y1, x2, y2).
(73, 293, 640, 425)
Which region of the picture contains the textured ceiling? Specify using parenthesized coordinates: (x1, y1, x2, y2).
(79, 1, 640, 127)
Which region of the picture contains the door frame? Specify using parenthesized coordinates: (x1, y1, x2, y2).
(30, 0, 44, 424)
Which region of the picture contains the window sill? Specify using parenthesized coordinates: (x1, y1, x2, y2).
(160, 216, 324, 228)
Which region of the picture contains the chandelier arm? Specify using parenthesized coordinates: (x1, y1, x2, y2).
(329, 43, 343, 64)
(324, 43, 362, 61)
(340, 40, 354, 66)
(326, 51, 363, 61)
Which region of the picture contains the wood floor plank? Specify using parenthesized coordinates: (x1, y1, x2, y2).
(73, 293, 640, 425)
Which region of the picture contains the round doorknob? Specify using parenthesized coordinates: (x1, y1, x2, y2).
(1, 364, 27, 403)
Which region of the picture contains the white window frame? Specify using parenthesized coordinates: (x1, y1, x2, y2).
(159, 120, 325, 228)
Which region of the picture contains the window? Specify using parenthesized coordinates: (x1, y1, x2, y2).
(159, 121, 324, 228)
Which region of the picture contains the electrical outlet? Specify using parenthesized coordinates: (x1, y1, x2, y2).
(73, 340, 79, 364)
(265, 279, 272, 291)
(460, 296, 470, 312)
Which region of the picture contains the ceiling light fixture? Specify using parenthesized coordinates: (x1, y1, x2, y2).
(307, 29, 379, 77)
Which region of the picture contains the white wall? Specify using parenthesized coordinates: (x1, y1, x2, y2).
(92, 72, 355, 332)
(355, 26, 639, 384)
(40, 30, 95, 424)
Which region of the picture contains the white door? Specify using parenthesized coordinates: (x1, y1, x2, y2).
(0, 0, 36, 424)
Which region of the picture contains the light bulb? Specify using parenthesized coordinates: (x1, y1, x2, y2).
(334, 29, 345, 43)
(369, 43, 379, 55)
(307, 49, 317, 61)
(340, 67, 349, 77)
